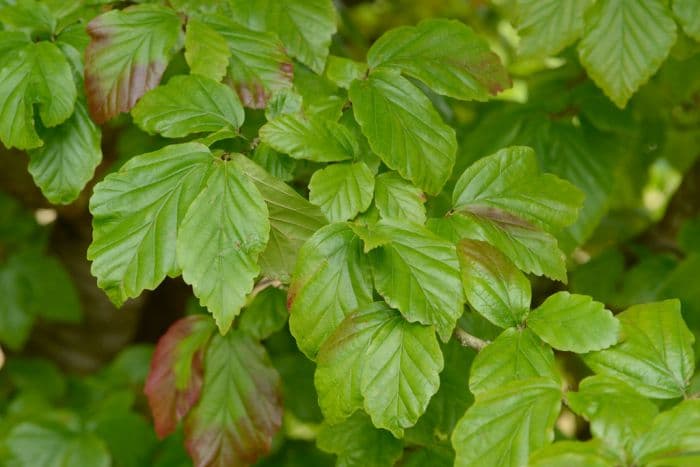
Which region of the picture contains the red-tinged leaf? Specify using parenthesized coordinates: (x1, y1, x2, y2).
(185, 331, 283, 467)
(84, 4, 183, 123)
(144, 315, 215, 438)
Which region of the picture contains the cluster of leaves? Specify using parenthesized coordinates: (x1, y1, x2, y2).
(0, 0, 700, 466)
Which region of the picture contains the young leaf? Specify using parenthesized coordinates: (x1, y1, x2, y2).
(367, 18, 510, 100)
(516, 0, 592, 58)
(27, 100, 102, 204)
(88, 143, 212, 306)
(373, 171, 426, 224)
(316, 412, 404, 467)
(583, 300, 695, 399)
(469, 328, 558, 396)
(288, 223, 372, 359)
(185, 331, 282, 467)
(229, 0, 337, 74)
(144, 315, 215, 437)
(177, 156, 270, 333)
(578, 0, 676, 108)
(528, 440, 619, 467)
(259, 113, 357, 162)
(349, 69, 457, 195)
(238, 287, 288, 340)
(315, 302, 392, 423)
(632, 400, 700, 465)
(231, 154, 327, 281)
(184, 19, 229, 81)
(203, 14, 293, 108)
(309, 162, 375, 222)
(567, 375, 658, 451)
(367, 219, 465, 341)
(0, 40, 77, 149)
(132, 75, 244, 138)
(452, 146, 584, 234)
(673, 0, 700, 41)
(85, 4, 183, 123)
(360, 307, 443, 438)
(527, 292, 620, 353)
(452, 377, 562, 467)
(458, 239, 531, 328)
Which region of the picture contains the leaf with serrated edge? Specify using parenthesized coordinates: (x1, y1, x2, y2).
(452, 377, 562, 467)
(185, 331, 282, 467)
(259, 113, 357, 162)
(458, 239, 531, 328)
(583, 300, 695, 399)
(374, 172, 426, 224)
(309, 162, 375, 222)
(0, 40, 77, 149)
(231, 154, 327, 282)
(229, 0, 336, 74)
(144, 315, 215, 438)
(288, 223, 373, 359)
(527, 292, 619, 353)
(132, 75, 244, 138)
(528, 440, 619, 467)
(177, 157, 269, 333)
(360, 306, 443, 437)
(578, 0, 676, 108)
(85, 4, 183, 123)
(632, 400, 700, 465)
(28, 100, 102, 204)
(349, 69, 456, 195)
(88, 143, 212, 306)
(368, 18, 510, 100)
(517, 0, 592, 58)
(469, 328, 558, 396)
(184, 19, 229, 82)
(368, 219, 464, 341)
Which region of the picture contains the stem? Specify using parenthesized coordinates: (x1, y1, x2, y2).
(453, 327, 489, 351)
(246, 278, 283, 306)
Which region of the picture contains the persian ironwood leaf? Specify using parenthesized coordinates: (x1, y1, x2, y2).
(308, 162, 375, 222)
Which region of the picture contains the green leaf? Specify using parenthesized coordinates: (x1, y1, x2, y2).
(583, 300, 695, 399)
(93, 412, 157, 467)
(469, 328, 558, 396)
(349, 69, 457, 195)
(0, 255, 34, 350)
(440, 210, 567, 282)
(85, 4, 183, 123)
(367, 18, 510, 100)
(527, 292, 620, 353)
(293, 64, 346, 120)
(0, 0, 56, 35)
(373, 172, 426, 224)
(184, 19, 229, 81)
(674, 0, 700, 41)
(516, 0, 592, 58)
(453, 146, 583, 234)
(185, 331, 282, 466)
(578, 0, 677, 108)
(317, 412, 404, 467)
(457, 239, 531, 328)
(251, 144, 296, 182)
(0, 40, 77, 149)
(452, 378, 562, 467)
(27, 100, 101, 204)
(309, 162, 375, 222)
(360, 306, 444, 437)
(203, 14, 293, 108)
(367, 219, 465, 341)
(567, 375, 658, 452)
(259, 113, 357, 162)
(632, 400, 700, 465)
(88, 143, 212, 306)
(528, 440, 619, 467)
(132, 75, 244, 138)
(315, 303, 391, 424)
(325, 55, 368, 89)
(177, 156, 270, 333)
(231, 154, 327, 281)
(288, 223, 373, 359)
(238, 287, 288, 340)
(229, 0, 336, 74)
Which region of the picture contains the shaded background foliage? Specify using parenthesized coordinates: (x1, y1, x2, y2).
(0, 0, 699, 466)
